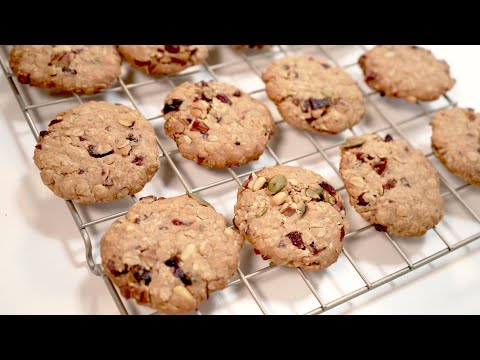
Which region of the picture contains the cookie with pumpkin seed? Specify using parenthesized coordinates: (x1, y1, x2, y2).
(233, 165, 348, 271)
(339, 133, 444, 237)
(101, 194, 244, 314)
(163, 80, 275, 168)
(262, 55, 365, 134)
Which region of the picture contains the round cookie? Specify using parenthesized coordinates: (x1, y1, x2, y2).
(262, 55, 365, 134)
(101, 194, 243, 314)
(358, 45, 455, 102)
(233, 165, 348, 271)
(163, 80, 275, 168)
(118, 45, 208, 75)
(339, 134, 444, 237)
(9, 45, 121, 94)
(431, 107, 480, 186)
(33, 101, 160, 204)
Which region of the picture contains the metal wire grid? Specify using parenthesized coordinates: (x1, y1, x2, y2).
(1, 45, 479, 315)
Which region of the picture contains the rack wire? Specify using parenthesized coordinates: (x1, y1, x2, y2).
(1, 45, 479, 315)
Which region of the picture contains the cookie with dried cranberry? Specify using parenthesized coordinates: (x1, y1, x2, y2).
(233, 165, 348, 271)
(9, 45, 121, 94)
(33, 101, 159, 204)
(118, 45, 208, 75)
(359, 45, 455, 102)
(339, 134, 444, 237)
(101, 194, 243, 314)
(431, 107, 480, 186)
(163, 80, 275, 168)
(262, 55, 365, 134)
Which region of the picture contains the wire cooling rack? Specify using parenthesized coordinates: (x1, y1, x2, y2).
(1, 45, 479, 315)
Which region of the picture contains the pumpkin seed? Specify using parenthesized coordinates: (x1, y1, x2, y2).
(268, 175, 287, 194)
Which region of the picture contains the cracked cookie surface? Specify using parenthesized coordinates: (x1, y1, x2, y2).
(233, 165, 348, 271)
(101, 194, 243, 314)
(163, 81, 275, 168)
(339, 134, 444, 237)
(9, 45, 121, 94)
(431, 107, 480, 186)
(359, 45, 455, 102)
(118, 45, 208, 75)
(262, 55, 365, 134)
(33, 101, 159, 204)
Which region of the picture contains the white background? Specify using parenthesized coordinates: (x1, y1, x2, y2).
(1, 45, 479, 315)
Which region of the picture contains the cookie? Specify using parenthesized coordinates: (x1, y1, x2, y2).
(431, 107, 480, 186)
(339, 134, 444, 237)
(9, 45, 121, 94)
(262, 55, 365, 134)
(358, 45, 455, 102)
(163, 80, 275, 168)
(118, 45, 208, 75)
(33, 101, 160, 204)
(101, 194, 243, 314)
(233, 165, 348, 271)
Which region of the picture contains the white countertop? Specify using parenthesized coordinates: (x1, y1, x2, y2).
(1, 45, 479, 315)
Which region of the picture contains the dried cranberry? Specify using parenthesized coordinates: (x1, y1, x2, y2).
(281, 207, 296, 217)
(197, 156, 205, 164)
(384, 134, 393, 142)
(172, 219, 191, 226)
(357, 194, 369, 206)
(164, 256, 192, 286)
(132, 155, 144, 166)
(310, 242, 326, 255)
(39, 130, 49, 137)
(310, 98, 332, 110)
(88, 145, 114, 158)
(171, 58, 186, 65)
(286, 231, 304, 249)
(261, 255, 270, 261)
(49, 119, 63, 126)
(163, 99, 183, 114)
(253, 248, 261, 255)
(320, 181, 336, 196)
(18, 73, 31, 84)
(233, 91, 242, 97)
(134, 218, 141, 224)
(131, 265, 152, 285)
(134, 59, 151, 67)
(372, 158, 387, 175)
(165, 45, 180, 53)
(78, 169, 85, 175)
(216, 93, 232, 105)
(35, 144, 42, 150)
(340, 226, 345, 241)
(235, 141, 241, 145)
(191, 120, 210, 134)
(374, 224, 388, 232)
(79, 136, 86, 141)
(383, 179, 397, 190)
(306, 117, 316, 124)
